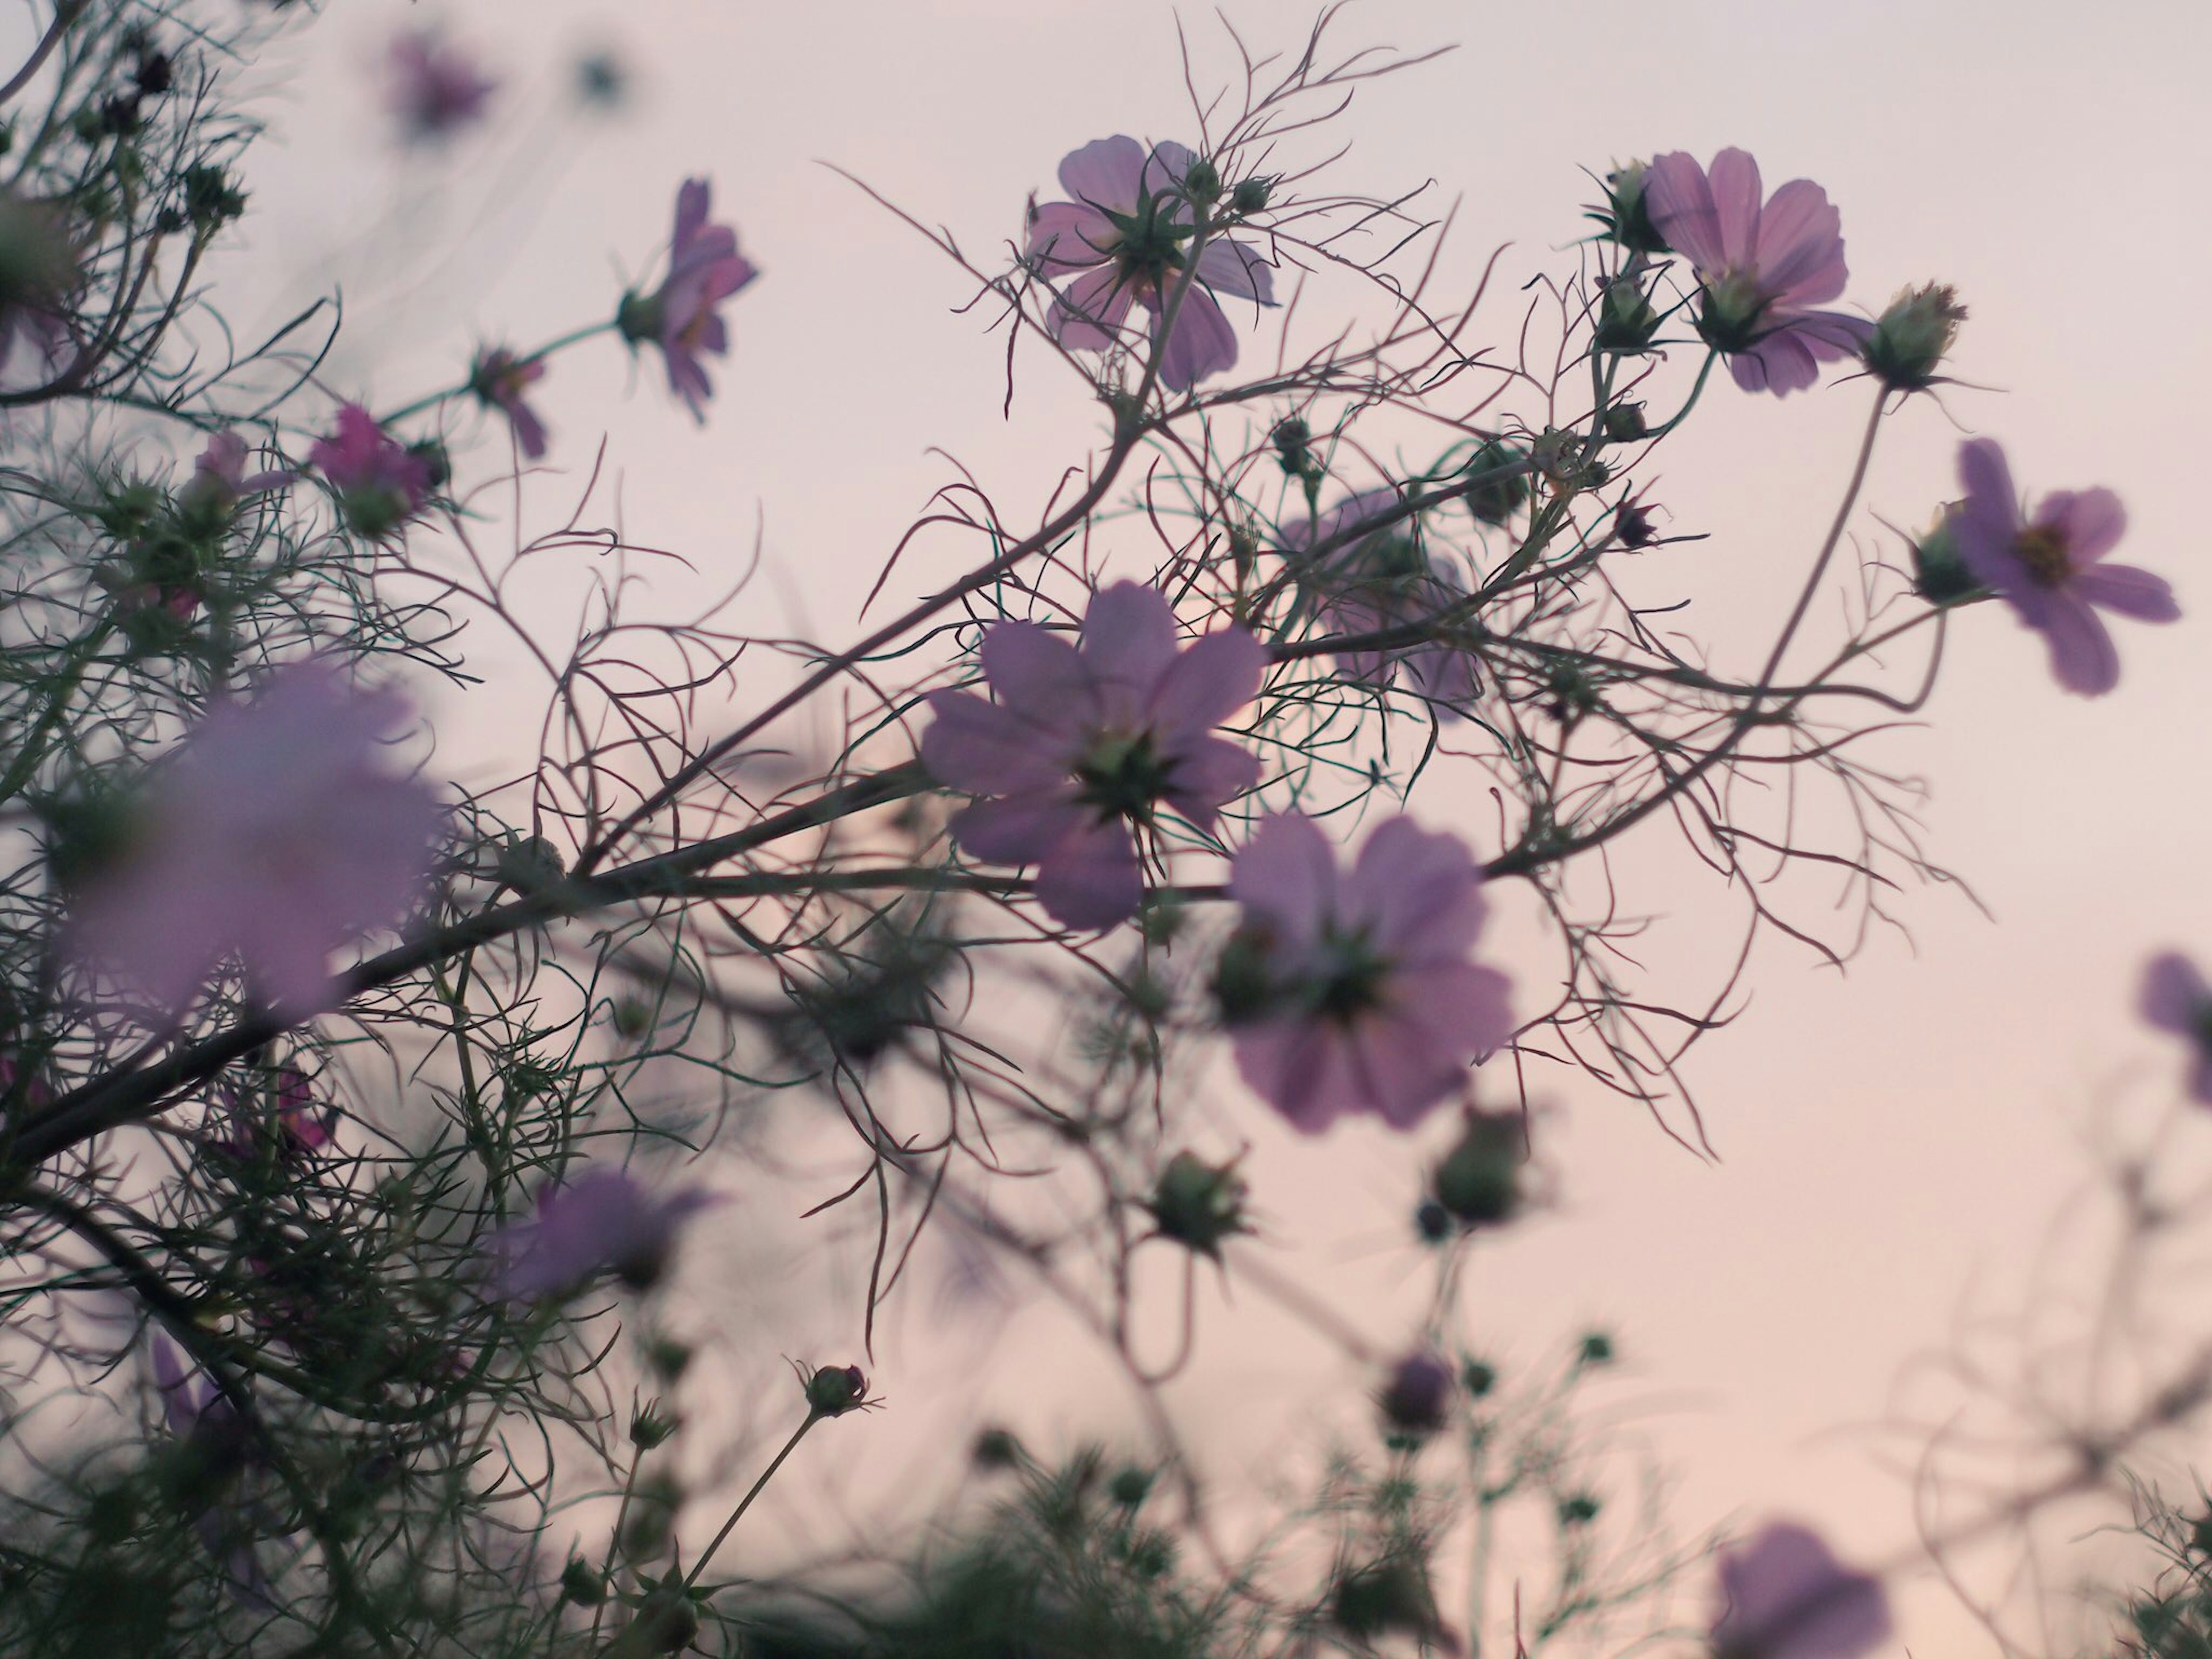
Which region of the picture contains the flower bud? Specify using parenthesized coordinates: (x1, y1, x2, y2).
(971, 1426, 1022, 1470)
(1603, 402, 1649, 442)
(1575, 1330, 1614, 1368)
(1378, 1350, 1455, 1437)
(1230, 176, 1272, 215)
(1335, 1558, 1446, 1645)
(1414, 1199, 1454, 1244)
(1146, 1150, 1248, 1259)
(559, 1556, 607, 1606)
(1910, 509, 1983, 606)
(628, 1573, 701, 1655)
(1594, 278, 1659, 351)
(1430, 1110, 1524, 1228)
(629, 1400, 678, 1450)
(1463, 439, 1530, 526)
(804, 1362, 867, 1417)
(1862, 282, 1966, 392)
(615, 289, 662, 344)
(1461, 1357, 1497, 1397)
(1558, 1491, 1601, 1526)
(1614, 497, 1658, 550)
(1590, 162, 1669, 255)
(1180, 156, 1222, 206)
(1108, 1465, 1153, 1507)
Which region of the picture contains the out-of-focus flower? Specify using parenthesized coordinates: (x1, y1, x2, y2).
(1213, 812, 1514, 1134)
(803, 1362, 869, 1417)
(66, 659, 445, 1017)
(1641, 148, 1872, 396)
(617, 177, 759, 420)
(213, 1064, 334, 1161)
(1146, 1149, 1249, 1259)
(921, 581, 1264, 930)
(1377, 1350, 1455, 1436)
(388, 28, 496, 142)
(1950, 437, 2177, 696)
(310, 404, 433, 539)
(150, 1337, 270, 1607)
(485, 1168, 723, 1303)
(468, 348, 549, 459)
(1280, 490, 1479, 715)
(2141, 952, 2212, 1104)
(178, 430, 295, 518)
(1430, 1109, 1526, 1228)
(1025, 134, 1275, 393)
(1708, 1521, 1891, 1659)
(0, 191, 76, 384)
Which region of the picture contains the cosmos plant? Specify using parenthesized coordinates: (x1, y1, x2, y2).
(0, 4, 2199, 1658)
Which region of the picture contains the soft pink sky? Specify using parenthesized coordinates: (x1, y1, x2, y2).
(217, 1, 2212, 1650)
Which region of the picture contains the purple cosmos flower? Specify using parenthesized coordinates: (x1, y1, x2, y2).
(1950, 438, 2177, 697)
(67, 659, 445, 1018)
(1378, 1349, 1456, 1436)
(921, 581, 1265, 930)
(1641, 149, 1872, 396)
(469, 348, 550, 460)
(1281, 489, 1479, 715)
(1709, 1522, 1891, 1659)
(1027, 135, 1275, 393)
(388, 29, 497, 142)
(179, 430, 295, 518)
(486, 1168, 724, 1303)
(2140, 952, 2212, 1104)
(310, 403, 433, 540)
(1214, 812, 1514, 1134)
(151, 1337, 271, 1606)
(617, 178, 759, 420)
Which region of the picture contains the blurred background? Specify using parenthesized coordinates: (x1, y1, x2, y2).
(198, 1, 2212, 1650)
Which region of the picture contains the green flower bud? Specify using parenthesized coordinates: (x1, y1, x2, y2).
(971, 1426, 1022, 1470)
(1910, 509, 1984, 607)
(1230, 176, 1272, 215)
(1863, 282, 1966, 393)
(1463, 439, 1531, 526)
(1146, 1150, 1248, 1259)
(1594, 279, 1660, 351)
(1108, 1465, 1153, 1507)
(629, 1400, 678, 1450)
(628, 1572, 701, 1655)
(804, 1362, 868, 1417)
(1589, 162, 1669, 255)
(1576, 1330, 1614, 1368)
(1430, 1110, 1524, 1228)
(559, 1556, 608, 1606)
(1603, 401, 1649, 442)
(1180, 157, 1222, 206)
(1557, 1491, 1601, 1526)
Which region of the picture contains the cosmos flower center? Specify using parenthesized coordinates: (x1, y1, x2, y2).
(1074, 726, 1173, 822)
(1100, 190, 1194, 291)
(1313, 925, 1392, 1021)
(1698, 271, 1770, 351)
(2012, 524, 2073, 588)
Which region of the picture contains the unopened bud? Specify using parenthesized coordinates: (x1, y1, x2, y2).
(1430, 1110, 1524, 1228)
(804, 1362, 867, 1417)
(1378, 1350, 1455, 1438)
(1910, 508, 1983, 606)
(1230, 176, 1272, 215)
(1180, 157, 1222, 206)
(1147, 1150, 1248, 1259)
(1863, 282, 1966, 392)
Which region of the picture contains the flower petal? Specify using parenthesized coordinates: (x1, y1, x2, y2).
(2039, 486, 2127, 566)
(1345, 816, 1486, 963)
(1642, 151, 1727, 275)
(1078, 581, 1181, 699)
(1195, 236, 1276, 305)
(1152, 285, 1239, 391)
(1034, 814, 1143, 929)
(1704, 147, 1765, 271)
(951, 793, 1085, 868)
(1058, 135, 1147, 213)
(1048, 264, 1139, 351)
(1751, 179, 1846, 306)
(2072, 562, 2178, 622)
(1228, 812, 1338, 952)
(921, 691, 1075, 794)
(978, 619, 1096, 721)
(2035, 589, 2121, 696)
(1147, 624, 1264, 734)
(1027, 202, 1116, 274)
(2141, 952, 2210, 1035)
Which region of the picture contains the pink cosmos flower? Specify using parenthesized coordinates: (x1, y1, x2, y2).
(310, 403, 433, 540)
(1641, 149, 1872, 396)
(179, 430, 296, 517)
(2140, 952, 2212, 1104)
(469, 347, 549, 460)
(1027, 135, 1275, 393)
(1215, 812, 1514, 1134)
(486, 1168, 724, 1303)
(1709, 1522, 1891, 1659)
(1950, 438, 2177, 697)
(921, 581, 1265, 930)
(617, 178, 759, 420)
(67, 659, 445, 1018)
(388, 29, 497, 142)
(1280, 489, 1479, 715)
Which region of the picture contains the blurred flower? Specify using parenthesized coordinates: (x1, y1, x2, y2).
(486, 1167, 723, 1303)
(213, 1064, 332, 1161)
(1377, 1349, 1455, 1436)
(310, 404, 433, 539)
(1146, 1149, 1249, 1259)
(0, 191, 75, 385)
(1026, 134, 1275, 392)
(1709, 1521, 1891, 1659)
(388, 28, 496, 142)
(2140, 952, 2212, 1104)
(1641, 148, 1872, 396)
(921, 581, 1264, 930)
(1950, 437, 2177, 696)
(66, 659, 445, 1017)
(150, 1337, 270, 1607)
(1280, 489, 1479, 715)
(617, 177, 759, 419)
(178, 430, 295, 518)
(1214, 812, 1514, 1134)
(468, 348, 549, 460)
